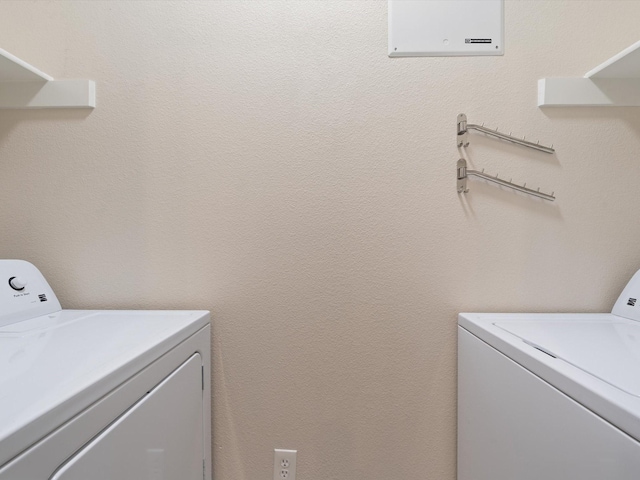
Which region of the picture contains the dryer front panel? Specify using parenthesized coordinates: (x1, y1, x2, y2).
(51, 353, 203, 480)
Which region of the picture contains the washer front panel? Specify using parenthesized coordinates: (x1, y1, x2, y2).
(459, 327, 640, 480)
(459, 312, 640, 444)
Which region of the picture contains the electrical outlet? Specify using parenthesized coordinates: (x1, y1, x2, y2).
(273, 449, 296, 480)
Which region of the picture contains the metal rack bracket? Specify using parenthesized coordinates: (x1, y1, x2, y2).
(456, 113, 554, 154)
(457, 158, 555, 201)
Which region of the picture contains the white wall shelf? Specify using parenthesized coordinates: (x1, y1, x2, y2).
(538, 40, 640, 107)
(0, 48, 95, 109)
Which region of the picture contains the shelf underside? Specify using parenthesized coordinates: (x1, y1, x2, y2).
(538, 78, 640, 107)
(0, 48, 52, 82)
(586, 40, 640, 79)
(539, 41, 640, 107)
(0, 80, 95, 109)
(0, 48, 94, 109)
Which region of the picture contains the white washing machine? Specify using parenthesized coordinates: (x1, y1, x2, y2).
(458, 269, 640, 480)
(0, 260, 211, 480)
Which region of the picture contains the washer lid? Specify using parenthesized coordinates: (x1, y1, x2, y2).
(495, 319, 640, 397)
(0, 309, 209, 468)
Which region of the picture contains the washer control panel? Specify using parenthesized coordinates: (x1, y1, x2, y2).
(613, 268, 640, 322)
(0, 260, 61, 329)
(9, 276, 27, 291)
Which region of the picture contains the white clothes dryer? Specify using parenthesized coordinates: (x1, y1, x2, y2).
(458, 269, 640, 480)
(0, 260, 211, 480)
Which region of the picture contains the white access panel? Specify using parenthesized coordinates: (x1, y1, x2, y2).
(52, 354, 203, 480)
(388, 0, 504, 57)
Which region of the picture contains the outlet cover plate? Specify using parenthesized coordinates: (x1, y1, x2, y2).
(273, 449, 297, 480)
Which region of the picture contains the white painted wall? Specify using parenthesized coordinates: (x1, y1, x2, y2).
(1, 1, 640, 479)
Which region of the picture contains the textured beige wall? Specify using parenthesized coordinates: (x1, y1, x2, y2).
(1, 1, 640, 479)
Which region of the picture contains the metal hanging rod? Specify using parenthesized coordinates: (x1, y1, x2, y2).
(456, 113, 555, 154)
(457, 158, 555, 201)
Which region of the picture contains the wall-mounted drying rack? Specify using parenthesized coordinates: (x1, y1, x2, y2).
(455, 113, 556, 201)
(456, 113, 554, 154)
(456, 158, 555, 201)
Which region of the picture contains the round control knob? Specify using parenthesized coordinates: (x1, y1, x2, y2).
(8, 276, 27, 291)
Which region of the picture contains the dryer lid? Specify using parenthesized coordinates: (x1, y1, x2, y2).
(495, 318, 640, 397)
